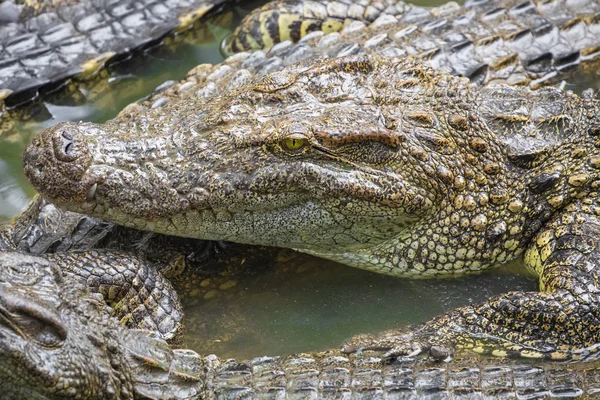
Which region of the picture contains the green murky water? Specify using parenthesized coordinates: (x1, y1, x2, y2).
(1, 0, 599, 360)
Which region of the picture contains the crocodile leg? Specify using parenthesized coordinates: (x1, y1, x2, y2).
(342, 199, 600, 361)
(46, 250, 183, 342)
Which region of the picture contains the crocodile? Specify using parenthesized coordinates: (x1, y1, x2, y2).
(0, 196, 540, 358)
(0, 0, 234, 106)
(22, 52, 600, 361)
(4, 250, 600, 399)
(222, 0, 600, 86)
(120, 0, 600, 126)
(0, 0, 259, 137)
(0, 208, 185, 341)
(0, 250, 205, 399)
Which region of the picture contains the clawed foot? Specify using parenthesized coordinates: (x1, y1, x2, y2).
(341, 329, 454, 361)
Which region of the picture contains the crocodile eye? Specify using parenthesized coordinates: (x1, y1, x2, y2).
(283, 136, 308, 152)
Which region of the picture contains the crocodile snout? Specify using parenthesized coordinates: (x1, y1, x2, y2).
(23, 122, 103, 204)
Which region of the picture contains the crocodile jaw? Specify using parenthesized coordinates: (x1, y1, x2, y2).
(24, 117, 423, 252)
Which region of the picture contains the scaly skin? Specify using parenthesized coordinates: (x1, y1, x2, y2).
(22, 53, 600, 360)
(0, 251, 206, 399)
(224, 0, 600, 86)
(222, 0, 410, 55)
(200, 351, 600, 399)
(222, 0, 600, 89)
(1, 198, 184, 341)
(4, 251, 600, 399)
(0, 0, 230, 100)
(120, 0, 600, 127)
(7, 0, 600, 138)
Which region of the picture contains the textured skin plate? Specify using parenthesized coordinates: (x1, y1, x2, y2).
(0, 0, 237, 107)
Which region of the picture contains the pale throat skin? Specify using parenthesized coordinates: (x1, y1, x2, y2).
(23, 54, 600, 278)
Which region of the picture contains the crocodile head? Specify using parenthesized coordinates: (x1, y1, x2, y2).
(0, 252, 134, 399)
(25, 56, 462, 250)
(26, 55, 553, 274)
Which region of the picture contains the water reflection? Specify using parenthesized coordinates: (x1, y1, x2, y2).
(178, 256, 536, 359)
(0, 159, 28, 222)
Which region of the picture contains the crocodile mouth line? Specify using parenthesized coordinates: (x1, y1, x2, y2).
(0, 304, 25, 341)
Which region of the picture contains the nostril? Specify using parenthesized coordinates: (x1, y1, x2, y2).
(61, 131, 75, 156)
(53, 127, 84, 162)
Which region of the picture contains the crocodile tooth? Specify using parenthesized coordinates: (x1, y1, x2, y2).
(87, 183, 97, 201)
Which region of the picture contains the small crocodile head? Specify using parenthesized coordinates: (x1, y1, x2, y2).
(0, 252, 134, 399)
(24, 55, 516, 260)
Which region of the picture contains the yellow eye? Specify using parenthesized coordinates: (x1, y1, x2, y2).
(283, 137, 308, 151)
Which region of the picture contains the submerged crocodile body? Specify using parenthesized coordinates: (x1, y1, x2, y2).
(3, 250, 600, 399)
(23, 51, 600, 361)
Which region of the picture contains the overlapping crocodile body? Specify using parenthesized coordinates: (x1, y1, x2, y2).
(123, 0, 600, 123)
(204, 352, 600, 399)
(223, 0, 600, 86)
(0, 251, 137, 399)
(5, 249, 600, 399)
(1, 201, 187, 341)
(0, 0, 233, 107)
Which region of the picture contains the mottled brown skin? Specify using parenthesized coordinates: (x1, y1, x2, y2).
(23, 53, 600, 361)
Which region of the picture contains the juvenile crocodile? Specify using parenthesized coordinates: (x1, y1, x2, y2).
(4, 250, 600, 399)
(23, 53, 600, 361)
